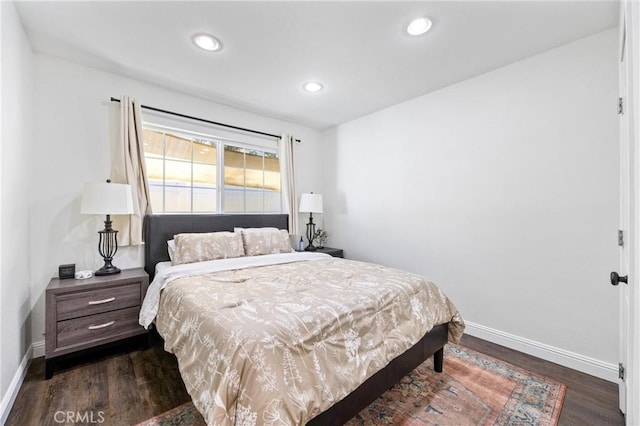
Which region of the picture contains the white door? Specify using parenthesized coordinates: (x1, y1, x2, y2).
(620, 2, 640, 423)
(617, 0, 631, 416)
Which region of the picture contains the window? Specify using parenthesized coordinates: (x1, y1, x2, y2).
(143, 126, 281, 214)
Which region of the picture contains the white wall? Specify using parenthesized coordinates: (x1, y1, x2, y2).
(0, 0, 34, 420)
(29, 54, 324, 352)
(323, 29, 619, 372)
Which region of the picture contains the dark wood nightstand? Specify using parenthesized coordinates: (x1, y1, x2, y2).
(314, 247, 344, 258)
(45, 268, 149, 379)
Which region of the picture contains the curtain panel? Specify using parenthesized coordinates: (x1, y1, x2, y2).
(112, 96, 151, 246)
(280, 134, 298, 235)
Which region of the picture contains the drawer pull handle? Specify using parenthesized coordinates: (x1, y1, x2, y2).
(88, 297, 115, 305)
(88, 321, 115, 330)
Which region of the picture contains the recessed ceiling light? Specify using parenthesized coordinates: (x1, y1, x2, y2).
(192, 33, 222, 52)
(406, 17, 432, 36)
(303, 82, 323, 93)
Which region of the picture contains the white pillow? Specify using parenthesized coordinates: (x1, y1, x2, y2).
(167, 239, 176, 262)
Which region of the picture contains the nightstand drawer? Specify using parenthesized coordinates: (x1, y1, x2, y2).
(56, 306, 142, 350)
(56, 282, 141, 320)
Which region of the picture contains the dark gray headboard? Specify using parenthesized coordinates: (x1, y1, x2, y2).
(143, 214, 289, 279)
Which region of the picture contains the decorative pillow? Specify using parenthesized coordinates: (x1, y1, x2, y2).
(235, 227, 294, 256)
(172, 231, 245, 265)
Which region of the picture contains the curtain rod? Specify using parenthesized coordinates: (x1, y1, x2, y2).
(109, 97, 300, 143)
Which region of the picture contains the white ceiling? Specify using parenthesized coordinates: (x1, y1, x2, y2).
(15, 1, 618, 129)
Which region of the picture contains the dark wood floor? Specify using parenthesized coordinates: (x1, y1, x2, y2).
(461, 335, 624, 426)
(6, 334, 624, 425)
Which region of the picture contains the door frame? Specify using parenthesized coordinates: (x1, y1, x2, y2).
(619, 0, 630, 414)
(624, 1, 640, 424)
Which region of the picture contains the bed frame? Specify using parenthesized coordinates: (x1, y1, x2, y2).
(143, 213, 448, 425)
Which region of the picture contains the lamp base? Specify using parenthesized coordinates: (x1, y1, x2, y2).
(305, 213, 318, 252)
(95, 215, 121, 276)
(95, 265, 121, 276)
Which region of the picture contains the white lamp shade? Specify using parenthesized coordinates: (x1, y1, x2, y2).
(80, 182, 134, 215)
(299, 193, 323, 214)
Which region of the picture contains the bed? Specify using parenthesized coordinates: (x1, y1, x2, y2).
(141, 213, 464, 425)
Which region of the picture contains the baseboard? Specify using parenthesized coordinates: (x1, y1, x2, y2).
(464, 321, 618, 383)
(32, 340, 45, 359)
(0, 344, 33, 425)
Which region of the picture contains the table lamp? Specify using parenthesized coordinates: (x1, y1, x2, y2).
(81, 180, 134, 275)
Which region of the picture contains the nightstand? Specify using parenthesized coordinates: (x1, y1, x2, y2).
(45, 268, 149, 379)
(314, 247, 344, 258)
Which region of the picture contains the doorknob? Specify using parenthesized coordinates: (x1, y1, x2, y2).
(610, 272, 628, 286)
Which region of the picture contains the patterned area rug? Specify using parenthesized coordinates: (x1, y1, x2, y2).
(136, 344, 566, 426)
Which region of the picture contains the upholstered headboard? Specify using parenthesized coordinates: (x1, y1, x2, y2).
(143, 214, 289, 279)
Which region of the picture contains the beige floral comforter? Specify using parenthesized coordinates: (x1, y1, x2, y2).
(153, 255, 464, 425)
